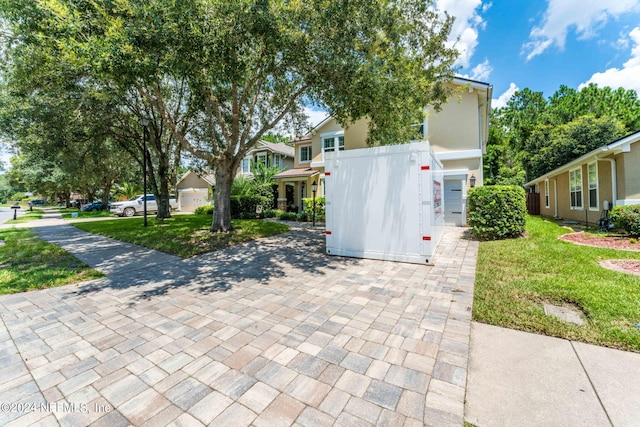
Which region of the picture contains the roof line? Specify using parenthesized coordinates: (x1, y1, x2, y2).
(526, 128, 640, 185)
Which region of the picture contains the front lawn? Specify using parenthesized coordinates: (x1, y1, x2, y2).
(73, 215, 291, 258)
(474, 215, 640, 352)
(0, 228, 103, 294)
(59, 208, 113, 219)
(4, 209, 44, 223)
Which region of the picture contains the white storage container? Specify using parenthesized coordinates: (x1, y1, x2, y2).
(324, 142, 444, 265)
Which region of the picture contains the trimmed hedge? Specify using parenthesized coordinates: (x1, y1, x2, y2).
(610, 204, 640, 236)
(230, 194, 270, 218)
(278, 212, 298, 221)
(194, 205, 214, 215)
(467, 185, 526, 240)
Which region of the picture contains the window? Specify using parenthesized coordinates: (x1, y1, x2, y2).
(323, 136, 344, 153)
(588, 162, 598, 210)
(256, 153, 267, 165)
(241, 158, 251, 174)
(321, 133, 345, 160)
(545, 180, 549, 208)
(299, 146, 312, 163)
(569, 168, 583, 209)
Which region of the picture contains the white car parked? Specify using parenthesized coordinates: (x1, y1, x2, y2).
(110, 194, 178, 217)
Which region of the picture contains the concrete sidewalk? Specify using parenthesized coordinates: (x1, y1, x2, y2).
(465, 322, 640, 427)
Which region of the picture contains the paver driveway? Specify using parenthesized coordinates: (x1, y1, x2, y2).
(0, 223, 477, 426)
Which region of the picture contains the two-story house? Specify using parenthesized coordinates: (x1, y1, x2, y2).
(273, 76, 492, 225)
(177, 140, 294, 212)
(237, 140, 295, 178)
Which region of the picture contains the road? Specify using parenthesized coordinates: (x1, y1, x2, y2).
(0, 206, 24, 224)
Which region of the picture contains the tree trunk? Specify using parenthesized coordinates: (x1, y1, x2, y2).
(211, 161, 234, 232)
(156, 175, 172, 220)
(102, 182, 112, 210)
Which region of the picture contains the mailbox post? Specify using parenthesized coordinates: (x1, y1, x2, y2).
(11, 203, 20, 220)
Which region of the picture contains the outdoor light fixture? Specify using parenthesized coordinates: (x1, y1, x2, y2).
(470, 174, 476, 188)
(140, 117, 150, 227)
(311, 180, 318, 227)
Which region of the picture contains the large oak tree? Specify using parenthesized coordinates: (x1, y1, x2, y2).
(1, 0, 458, 231)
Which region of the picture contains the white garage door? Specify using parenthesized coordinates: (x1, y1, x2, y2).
(179, 190, 209, 212)
(444, 180, 463, 226)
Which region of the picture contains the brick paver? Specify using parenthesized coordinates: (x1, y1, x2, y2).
(0, 219, 477, 426)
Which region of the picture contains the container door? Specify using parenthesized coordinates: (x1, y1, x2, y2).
(444, 180, 463, 226)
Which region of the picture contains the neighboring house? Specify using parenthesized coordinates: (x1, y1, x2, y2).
(525, 129, 640, 225)
(273, 76, 493, 225)
(237, 140, 295, 177)
(175, 170, 215, 212)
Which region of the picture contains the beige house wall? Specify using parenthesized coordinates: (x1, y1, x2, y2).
(428, 88, 481, 153)
(441, 158, 483, 188)
(534, 160, 615, 224)
(622, 143, 640, 200)
(539, 180, 555, 217)
(177, 172, 209, 190)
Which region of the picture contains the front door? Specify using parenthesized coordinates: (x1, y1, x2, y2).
(285, 184, 295, 212)
(444, 180, 463, 226)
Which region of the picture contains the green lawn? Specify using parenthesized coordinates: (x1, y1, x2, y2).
(474, 215, 640, 352)
(59, 208, 113, 219)
(0, 228, 104, 294)
(73, 215, 291, 258)
(3, 208, 44, 224)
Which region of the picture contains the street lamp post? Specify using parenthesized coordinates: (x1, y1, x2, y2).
(140, 117, 150, 227)
(311, 180, 318, 227)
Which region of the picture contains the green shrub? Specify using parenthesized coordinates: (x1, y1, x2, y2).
(467, 185, 526, 240)
(297, 212, 308, 222)
(261, 209, 281, 219)
(302, 196, 326, 221)
(230, 194, 270, 218)
(9, 192, 26, 202)
(610, 204, 640, 236)
(194, 205, 214, 215)
(278, 212, 298, 221)
(239, 211, 258, 219)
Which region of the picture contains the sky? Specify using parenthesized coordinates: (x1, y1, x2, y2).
(305, 0, 640, 122)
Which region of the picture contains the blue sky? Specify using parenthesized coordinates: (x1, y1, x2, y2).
(443, 0, 640, 108)
(304, 0, 640, 122)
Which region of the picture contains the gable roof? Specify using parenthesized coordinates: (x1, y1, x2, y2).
(176, 169, 216, 187)
(273, 168, 320, 179)
(526, 128, 640, 186)
(249, 140, 294, 157)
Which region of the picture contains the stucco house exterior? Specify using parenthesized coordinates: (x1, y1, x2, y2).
(175, 170, 215, 212)
(525, 129, 640, 225)
(237, 140, 294, 177)
(273, 76, 493, 225)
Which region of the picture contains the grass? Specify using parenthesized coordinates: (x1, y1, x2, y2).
(474, 215, 640, 352)
(59, 208, 113, 219)
(0, 228, 104, 294)
(4, 208, 44, 224)
(73, 215, 291, 258)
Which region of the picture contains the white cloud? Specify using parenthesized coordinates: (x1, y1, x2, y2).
(437, 0, 488, 68)
(492, 82, 519, 109)
(579, 27, 640, 94)
(470, 60, 493, 81)
(304, 107, 329, 129)
(523, 0, 640, 61)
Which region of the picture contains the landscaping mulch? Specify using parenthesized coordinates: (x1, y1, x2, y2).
(560, 231, 640, 274)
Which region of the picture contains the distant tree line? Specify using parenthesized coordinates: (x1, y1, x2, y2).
(485, 84, 640, 185)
